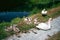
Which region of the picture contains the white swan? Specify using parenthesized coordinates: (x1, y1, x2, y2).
(41, 9, 47, 15)
(36, 18, 52, 30)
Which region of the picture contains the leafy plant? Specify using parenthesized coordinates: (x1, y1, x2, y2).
(18, 23, 35, 32)
(0, 23, 10, 40)
(11, 17, 21, 24)
(30, 0, 52, 4)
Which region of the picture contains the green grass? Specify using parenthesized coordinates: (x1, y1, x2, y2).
(17, 23, 35, 32)
(0, 22, 19, 40)
(29, 7, 40, 16)
(0, 22, 11, 40)
(11, 17, 21, 24)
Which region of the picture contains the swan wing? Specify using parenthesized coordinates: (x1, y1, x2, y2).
(36, 23, 50, 30)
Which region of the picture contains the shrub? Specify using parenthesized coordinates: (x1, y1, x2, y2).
(18, 23, 35, 32)
(0, 22, 11, 40)
(29, 7, 40, 16)
(0, 22, 11, 27)
(11, 17, 21, 24)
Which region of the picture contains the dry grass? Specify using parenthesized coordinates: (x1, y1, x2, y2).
(47, 6, 60, 18)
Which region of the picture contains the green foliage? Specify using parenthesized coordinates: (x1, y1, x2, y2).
(0, 0, 60, 11)
(52, 2, 60, 8)
(18, 23, 35, 32)
(0, 22, 11, 27)
(29, 7, 40, 16)
(11, 17, 21, 24)
(0, 22, 11, 40)
(0, 30, 9, 40)
(30, 0, 52, 4)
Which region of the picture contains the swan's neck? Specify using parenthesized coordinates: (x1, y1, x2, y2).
(47, 18, 52, 27)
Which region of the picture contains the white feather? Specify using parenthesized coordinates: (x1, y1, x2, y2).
(36, 18, 52, 30)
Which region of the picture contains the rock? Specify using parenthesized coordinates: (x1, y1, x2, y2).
(34, 18, 39, 25)
(12, 25, 20, 33)
(5, 26, 13, 32)
(24, 17, 32, 24)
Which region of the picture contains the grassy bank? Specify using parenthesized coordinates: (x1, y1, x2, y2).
(0, 6, 60, 40)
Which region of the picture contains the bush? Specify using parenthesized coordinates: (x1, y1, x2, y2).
(18, 23, 35, 32)
(11, 17, 21, 24)
(0, 22, 11, 27)
(29, 7, 40, 16)
(0, 30, 9, 40)
(0, 22, 11, 40)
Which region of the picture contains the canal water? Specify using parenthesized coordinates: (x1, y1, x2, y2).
(0, 12, 29, 22)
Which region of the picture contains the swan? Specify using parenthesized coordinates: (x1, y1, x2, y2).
(41, 9, 47, 15)
(36, 18, 52, 30)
